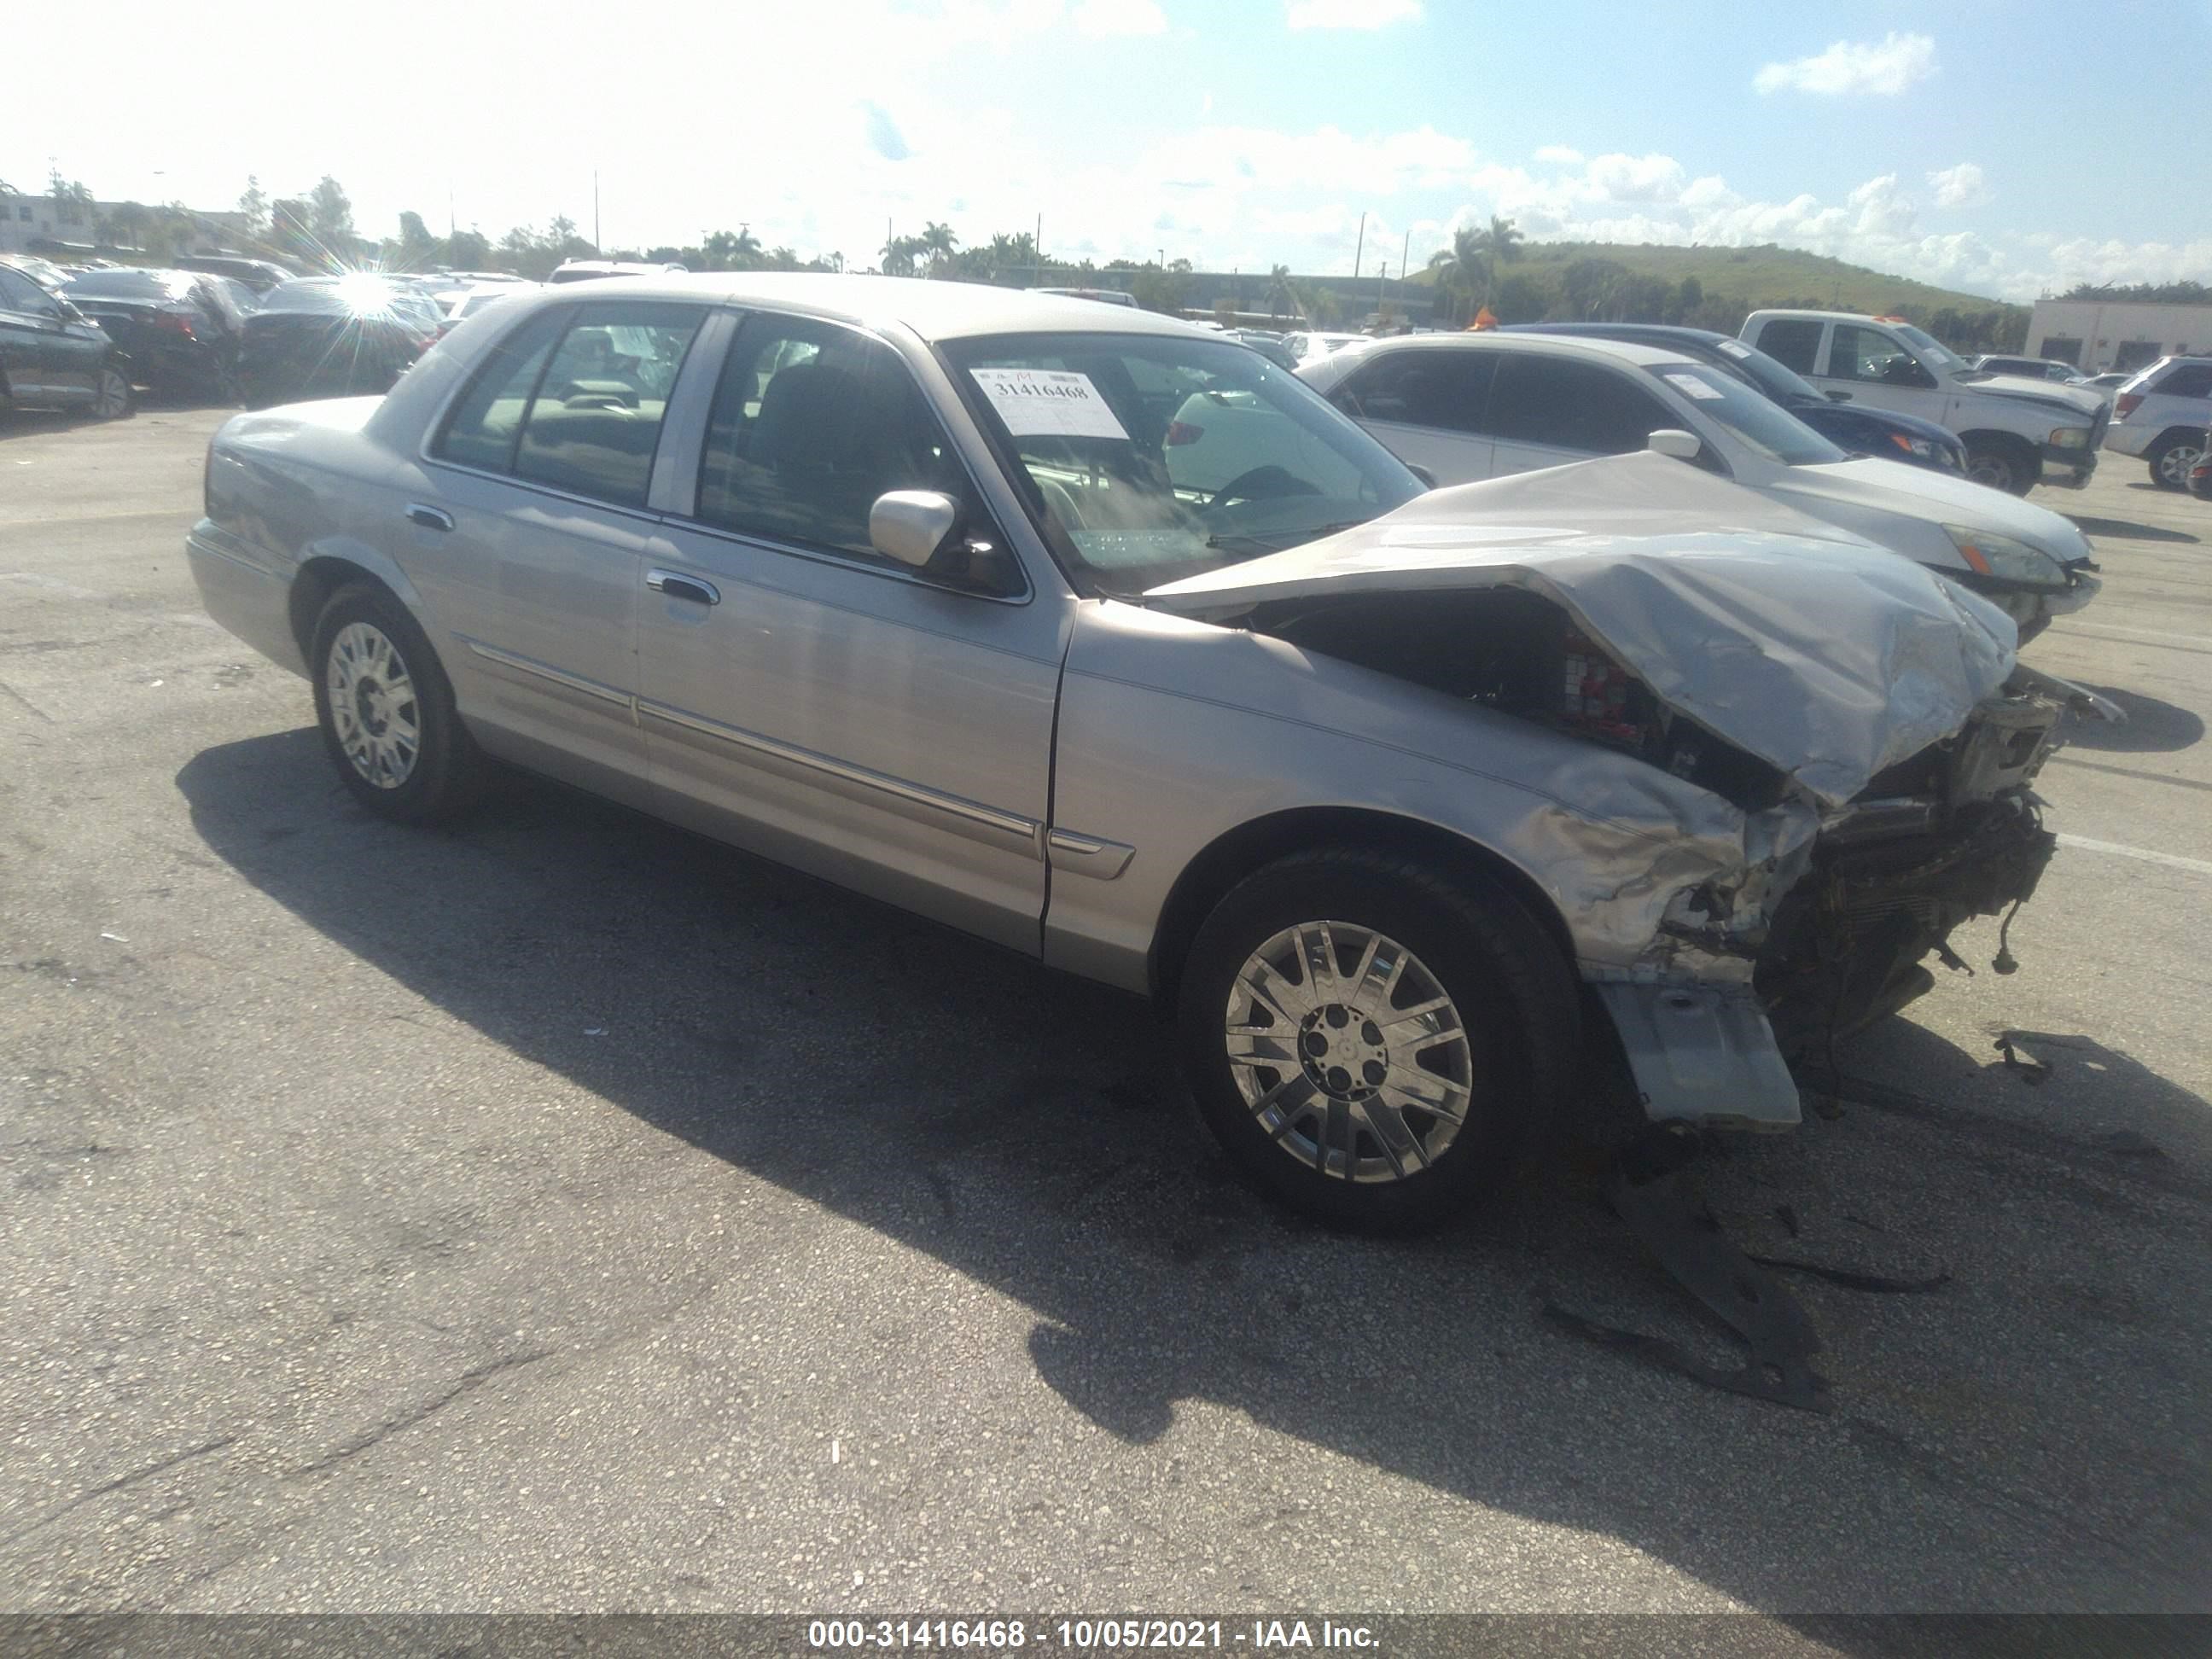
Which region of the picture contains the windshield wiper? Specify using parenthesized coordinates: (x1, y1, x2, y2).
(1205, 518, 1371, 554)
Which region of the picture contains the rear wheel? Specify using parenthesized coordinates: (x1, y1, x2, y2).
(1177, 847, 1579, 1233)
(2148, 432, 2203, 491)
(309, 583, 486, 824)
(91, 364, 134, 420)
(1964, 438, 2037, 495)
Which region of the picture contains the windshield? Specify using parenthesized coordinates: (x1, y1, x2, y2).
(1646, 364, 1847, 467)
(1705, 335, 1824, 404)
(944, 331, 1423, 594)
(1895, 324, 1965, 373)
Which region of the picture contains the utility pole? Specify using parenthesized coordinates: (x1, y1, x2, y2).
(1377, 259, 1388, 324)
(592, 170, 601, 253)
(1034, 212, 1042, 288)
(1400, 227, 1410, 316)
(1353, 210, 1365, 281)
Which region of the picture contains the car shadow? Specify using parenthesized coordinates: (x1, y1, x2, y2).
(2064, 514, 2200, 544)
(2052, 685, 2205, 754)
(174, 731, 2212, 1618)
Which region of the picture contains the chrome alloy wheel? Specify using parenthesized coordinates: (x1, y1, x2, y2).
(94, 367, 131, 417)
(1223, 920, 1475, 1182)
(325, 621, 421, 789)
(2158, 440, 2204, 487)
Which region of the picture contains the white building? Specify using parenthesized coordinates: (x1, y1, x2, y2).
(0, 189, 95, 254)
(2027, 297, 2212, 374)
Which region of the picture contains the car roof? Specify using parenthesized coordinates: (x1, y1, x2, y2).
(511, 272, 1208, 343)
(1341, 331, 1695, 368)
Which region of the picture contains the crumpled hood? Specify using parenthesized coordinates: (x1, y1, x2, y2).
(1145, 451, 2018, 807)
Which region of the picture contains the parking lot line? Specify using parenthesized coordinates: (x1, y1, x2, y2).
(2051, 621, 2212, 651)
(2056, 832, 2212, 876)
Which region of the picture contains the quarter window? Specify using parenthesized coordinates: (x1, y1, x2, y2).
(694, 317, 989, 568)
(1755, 319, 1823, 375)
(1482, 355, 1672, 454)
(2154, 364, 2212, 399)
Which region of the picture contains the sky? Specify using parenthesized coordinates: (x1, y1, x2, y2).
(9, 0, 2211, 302)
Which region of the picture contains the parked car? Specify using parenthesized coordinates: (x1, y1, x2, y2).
(185, 275, 2080, 1231)
(0, 262, 134, 418)
(2082, 371, 2133, 391)
(1298, 332, 2098, 639)
(2100, 356, 2212, 489)
(236, 276, 445, 410)
(2189, 441, 2212, 500)
(1510, 323, 1968, 475)
(60, 267, 245, 401)
(1227, 329, 1301, 370)
(433, 282, 542, 338)
(173, 253, 297, 294)
(1969, 354, 2093, 384)
(1033, 286, 1138, 308)
(548, 259, 690, 284)
(1740, 310, 2107, 494)
(2, 253, 73, 294)
(1284, 330, 1363, 364)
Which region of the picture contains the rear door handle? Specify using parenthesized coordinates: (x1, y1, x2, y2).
(646, 568, 719, 606)
(405, 503, 454, 532)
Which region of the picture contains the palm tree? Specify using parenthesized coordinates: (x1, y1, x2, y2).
(917, 220, 959, 276)
(1426, 224, 1486, 324)
(1472, 214, 1522, 305)
(1266, 263, 1295, 320)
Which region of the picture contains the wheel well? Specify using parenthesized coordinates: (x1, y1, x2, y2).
(288, 557, 387, 659)
(1146, 806, 1576, 1009)
(2151, 426, 2205, 451)
(1957, 429, 2037, 457)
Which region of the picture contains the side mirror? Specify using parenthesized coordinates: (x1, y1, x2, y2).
(869, 490, 961, 568)
(1646, 428, 1702, 462)
(1406, 463, 1437, 490)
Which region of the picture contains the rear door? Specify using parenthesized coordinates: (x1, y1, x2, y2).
(393, 296, 711, 804)
(1481, 352, 1677, 474)
(637, 310, 1063, 954)
(0, 267, 59, 399)
(1324, 346, 1496, 482)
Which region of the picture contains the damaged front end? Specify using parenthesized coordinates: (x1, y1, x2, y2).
(1144, 452, 2090, 1133)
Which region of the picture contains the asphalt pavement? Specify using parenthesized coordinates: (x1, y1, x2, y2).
(2, 402, 2207, 1621)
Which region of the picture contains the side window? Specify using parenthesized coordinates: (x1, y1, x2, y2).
(1331, 350, 1493, 433)
(1755, 319, 1823, 375)
(1831, 324, 1928, 387)
(1483, 355, 1672, 454)
(0, 270, 48, 312)
(2156, 364, 2212, 399)
(434, 306, 569, 474)
(695, 317, 990, 568)
(509, 302, 706, 507)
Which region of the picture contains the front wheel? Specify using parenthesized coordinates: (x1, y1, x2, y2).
(2149, 432, 2203, 492)
(1177, 847, 1580, 1233)
(1964, 439, 2036, 495)
(310, 582, 486, 824)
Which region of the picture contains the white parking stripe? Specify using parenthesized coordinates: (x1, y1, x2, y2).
(2057, 833, 2212, 876)
(2051, 621, 2212, 649)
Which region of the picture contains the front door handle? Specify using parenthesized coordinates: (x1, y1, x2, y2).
(405, 503, 454, 532)
(646, 568, 719, 606)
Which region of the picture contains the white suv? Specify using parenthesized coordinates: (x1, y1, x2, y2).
(2101, 357, 2212, 489)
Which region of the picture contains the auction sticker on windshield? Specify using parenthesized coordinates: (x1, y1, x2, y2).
(971, 368, 1130, 440)
(1664, 371, 1724, 399)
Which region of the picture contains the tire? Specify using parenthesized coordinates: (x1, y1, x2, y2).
(2147, 431, 2203, 492)
(1963, 439, 2037, 496)
(91, 363, 134, 421)
(309, 582, 486, 824)
(1176, 847, 1580, 1233)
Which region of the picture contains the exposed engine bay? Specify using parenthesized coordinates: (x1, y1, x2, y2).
(1246, 585, 2064, 1078)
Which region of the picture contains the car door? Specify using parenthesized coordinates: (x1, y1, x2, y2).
(0, 267, 65, 401)
(1816, 322, 1941, 422)
(1324, 347, 1496, 482)
(392, 296, 711, 805)
(1482, 351, 1679, 474)
(637, 310, 1062, 955)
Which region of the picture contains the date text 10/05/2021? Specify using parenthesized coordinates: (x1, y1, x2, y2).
(806, 1621, 1381, 1650)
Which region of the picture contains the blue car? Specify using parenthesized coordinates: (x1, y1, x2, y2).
(1507, 323, 1969, 475)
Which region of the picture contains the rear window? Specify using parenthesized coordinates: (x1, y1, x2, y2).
(2151, 362, 2212, 399)
(63, 269, 199, 302)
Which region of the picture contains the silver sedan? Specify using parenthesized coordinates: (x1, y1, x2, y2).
(188, 274, 2077, 1232)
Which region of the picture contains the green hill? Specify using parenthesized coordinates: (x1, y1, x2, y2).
(1366, 240, 2030, 352)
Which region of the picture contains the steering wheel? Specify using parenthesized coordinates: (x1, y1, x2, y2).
(1204, 465, 1323, 513)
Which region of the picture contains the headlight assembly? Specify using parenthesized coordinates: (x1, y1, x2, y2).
(2047, 427, 2092, 450)
(1943, 523, 2070, 590)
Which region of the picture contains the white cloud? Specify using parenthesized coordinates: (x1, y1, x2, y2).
(1151, 124, 1477, 195)
(1753, 32, 1936, 96)
(1286, 0, 1422, 30)
(1928, 161, 1988, 209)
(1071, 0, 1167, 36)
(1585, 152, 1686, 204)
(1532, 145, 1584, 166)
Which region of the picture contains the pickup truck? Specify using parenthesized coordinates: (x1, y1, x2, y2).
(1741, 310, 2108, 496)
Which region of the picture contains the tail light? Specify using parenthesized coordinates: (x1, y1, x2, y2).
(153, 311, 197, 340)
(2114, 393, 2143, 420)
(1164, 421, 1204, 445)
